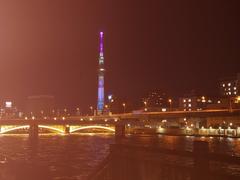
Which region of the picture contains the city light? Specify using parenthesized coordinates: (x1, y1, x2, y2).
(162, 108, 167, 112)
(122, 103, 126, 113)
(5, 101, 12, 108)
(237, 96, 240, 101)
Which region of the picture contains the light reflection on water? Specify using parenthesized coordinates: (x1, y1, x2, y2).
(127, 134, 240, 156)
(0, 133, 240, 180)
(0, 133, 114, 180)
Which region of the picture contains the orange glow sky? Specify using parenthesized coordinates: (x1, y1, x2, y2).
(0, 0, 239, 110)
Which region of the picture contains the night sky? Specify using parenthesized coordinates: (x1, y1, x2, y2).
(0, 0, 239, 110)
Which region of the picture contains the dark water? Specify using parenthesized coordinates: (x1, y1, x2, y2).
(0, 134, 114, 180)
(128, 135, 240, 156)
(0, 134, 240, 180)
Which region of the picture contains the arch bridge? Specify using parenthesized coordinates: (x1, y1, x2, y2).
(0, 122, 116, 136)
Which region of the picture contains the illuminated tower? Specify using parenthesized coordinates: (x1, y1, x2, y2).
(97, 32, 105, 114)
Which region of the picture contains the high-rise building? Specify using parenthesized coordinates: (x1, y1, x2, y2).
(179, 96, 213, 111)
(0, 101, 19, 118)
(219, 73, 240, 97)
(142, 91, 171, 111)
(97, 32, 105, 115)
(179, 91, 213, 111)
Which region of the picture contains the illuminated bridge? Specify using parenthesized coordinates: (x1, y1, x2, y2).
(0, 109, 239, 136)
(0, 120, 117, 136)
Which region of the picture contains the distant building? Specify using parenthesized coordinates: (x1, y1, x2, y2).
(143, 91, 171, 111)
(0, 101, 19, 118)
(26, 95, 55, 117)
(219, 73, 240, 97)
(206, 98, 229, 109)
(206, 96, 240, 110)
(179, 93, 213, 111)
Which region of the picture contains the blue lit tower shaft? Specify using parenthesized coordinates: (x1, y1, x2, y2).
(97, 32, 105, 114)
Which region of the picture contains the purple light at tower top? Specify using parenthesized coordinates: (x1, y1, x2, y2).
(100, 32, 104, 54)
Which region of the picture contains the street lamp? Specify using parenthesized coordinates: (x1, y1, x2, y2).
(168, 99, 172, 111)
(90, 106, 93, 115)
(143, 101, 147, 111)
(229, 97, 236, 112)
(122, 103, 126, 113)
(40, 110, 44, 118)
(64, 108, 67, 116)
(237, 96, 240, 102)
(105, 105, 109, 110)
(52, 109, 55, 117)
(76, 107, 80, 115)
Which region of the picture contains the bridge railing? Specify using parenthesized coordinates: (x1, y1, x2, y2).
(88, 141, 240, 180)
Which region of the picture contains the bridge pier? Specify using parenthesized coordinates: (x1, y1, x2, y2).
(29, 123, 38, 138)
(115, 123, 125, 143)
(64, 125, 70, 134)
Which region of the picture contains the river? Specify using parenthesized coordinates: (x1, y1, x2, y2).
(0, 133, 240, 180)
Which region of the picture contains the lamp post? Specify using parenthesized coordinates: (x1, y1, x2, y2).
(40, 110, 44, 118)
(144, 101, 147, 111)
(52, 109, 55, 117)
(168, 99, 172, 111)
(229, 96, 237, 113)
(64, 108, 67, 116)
(122, 103, 126, 113)
(105, 104, 109, 111)
(76, 107, 80, 116)
(90, 106, 93, 116)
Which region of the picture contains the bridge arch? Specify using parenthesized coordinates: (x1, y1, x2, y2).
(0, 125, 64, 134)
(38, 125, 65, 134)
(70, 126, 115, 133)
(0, 125, 30, 134)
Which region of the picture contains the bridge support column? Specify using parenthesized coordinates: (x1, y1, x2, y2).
(115, 123, 125, 143)
(29, 123, 38, 138)
(65, 125, 70, 134)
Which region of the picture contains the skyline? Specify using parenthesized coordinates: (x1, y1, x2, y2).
(0, 0, 239, 109)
